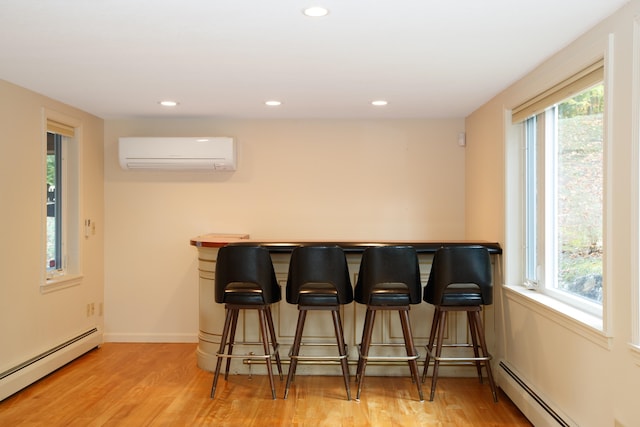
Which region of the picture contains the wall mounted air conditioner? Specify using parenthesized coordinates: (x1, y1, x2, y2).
(118, 137, 236, 171)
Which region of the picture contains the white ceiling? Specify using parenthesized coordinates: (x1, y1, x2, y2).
(0, 0, 629, 120)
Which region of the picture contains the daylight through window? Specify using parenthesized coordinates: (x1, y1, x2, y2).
(46, 131, 63, 272)
(516, 62, 604, 316)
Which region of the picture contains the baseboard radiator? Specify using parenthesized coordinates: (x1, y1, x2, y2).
(0, 328, 102, 401)
(499, 361, 577, 427)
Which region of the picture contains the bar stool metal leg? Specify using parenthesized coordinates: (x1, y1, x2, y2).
(467, 311, 484, 383)
(471, 310, 498, 402)
(331, 308, 351, 401)
(422, 307, 440, 383)
(283, 309, 307, 399)
(356, 308, 376, 400)
(429, 309, 447, 401)
(224, 308, 239, 380)
(357, 306, 422, 402)
(284, 304, 351, 400)
(399, 308, 424, 401)
(258, 307, 278, 400)
(211, 308, 234, 398)
(265, 306, 283, 380)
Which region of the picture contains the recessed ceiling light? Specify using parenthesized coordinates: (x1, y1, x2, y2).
(303, 6, 329, 17)
(371, 100, 388, 106)
(265, 100, 282, 106)
(159, 100, 178, 107)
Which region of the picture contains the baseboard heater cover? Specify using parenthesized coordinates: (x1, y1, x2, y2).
(499, 361, 576, 427)
(0, 328, 102, 401)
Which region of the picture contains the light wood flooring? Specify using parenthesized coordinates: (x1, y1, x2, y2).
(0, 343, 532, 426)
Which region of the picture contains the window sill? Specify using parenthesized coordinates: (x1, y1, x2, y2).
(503, 284, 611, 350)
(42, 274, 83, 293)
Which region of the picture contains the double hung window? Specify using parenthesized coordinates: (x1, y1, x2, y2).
(514, 61, 605, 317)
(44, 116, 81, 289)
(47, 131, 63, 272)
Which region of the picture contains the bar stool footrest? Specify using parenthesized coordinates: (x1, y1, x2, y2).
(425, 344, 492, 362)
(358, 343, 420, 362)
(216, 342, 280, 360)
(288, 342, 348, 362)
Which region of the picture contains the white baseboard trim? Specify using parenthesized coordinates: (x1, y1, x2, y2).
(103, 332, 198, 343)
(499, 360, 577, 427)
(0, 328, 102, 401)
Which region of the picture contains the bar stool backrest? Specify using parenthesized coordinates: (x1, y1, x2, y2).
(354, 245, 422, 305)
(214, 245, 281, 304)
(286, 245, 353, 305)
(423, 245, 492, 306)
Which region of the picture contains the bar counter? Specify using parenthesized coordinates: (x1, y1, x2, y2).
(190, 234, 501, 376)
(190, 234, 502, 254)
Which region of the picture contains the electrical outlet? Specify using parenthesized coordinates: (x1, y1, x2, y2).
(84, 219, 96, 237)
(86, 303, 96, 317)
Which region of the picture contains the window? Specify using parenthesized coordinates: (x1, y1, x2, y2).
(43, 115, 81, 290)
(633, 16, 640, 352)
(46, 132, 63, 272)
(514, 61, 605, 318)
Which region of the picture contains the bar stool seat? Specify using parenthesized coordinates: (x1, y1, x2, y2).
(284, 245, 353, 400)
(354, 245, 424, 402)
(210, 244, 283, 400)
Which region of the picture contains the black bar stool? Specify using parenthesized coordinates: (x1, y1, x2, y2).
(283, 245, 353, 400)
(422, 245, 497, 402)
(210, 245, 283, 400)
(354, 245, 424, 402)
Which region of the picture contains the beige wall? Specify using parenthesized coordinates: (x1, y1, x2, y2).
(0, 80, 104, 371)
(466, 1, 640, 425)
(103, 118, 466, 341)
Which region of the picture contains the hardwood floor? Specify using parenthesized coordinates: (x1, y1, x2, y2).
(0, 343, 531, 426)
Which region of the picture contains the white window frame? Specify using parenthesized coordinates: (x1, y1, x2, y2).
(631, 17, 640, 359)
(504, 59, 612, 347)
(42, 110, 83, 293)
(534, 105, 604, 317)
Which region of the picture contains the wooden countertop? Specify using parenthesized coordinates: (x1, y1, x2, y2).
(190, 233, 251, 247)
(190, 234, 502, 254)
